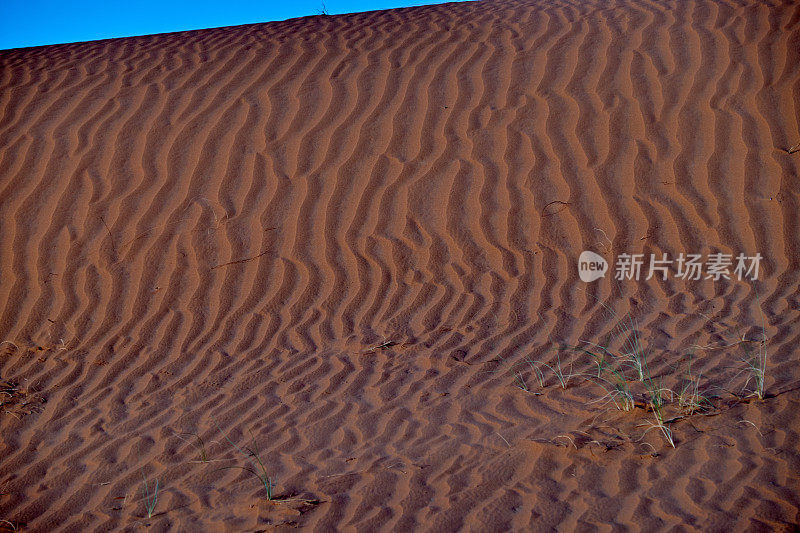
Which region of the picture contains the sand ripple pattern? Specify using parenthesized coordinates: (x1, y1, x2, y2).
(1, 0, 799, 530)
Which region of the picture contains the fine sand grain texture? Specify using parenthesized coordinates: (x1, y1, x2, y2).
(1, 0, 800, 530)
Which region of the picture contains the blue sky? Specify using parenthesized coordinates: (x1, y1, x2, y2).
(0, 0, 472, 50)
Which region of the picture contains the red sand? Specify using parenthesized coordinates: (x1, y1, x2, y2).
(1, 0, 799, 530)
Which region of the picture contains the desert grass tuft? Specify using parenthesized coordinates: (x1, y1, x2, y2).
(582, 312, 649, 381)
(189, 432, 209, 463)
(677, 374, 711, 415)
(591, 368, 635, 411)
(525, 357, 546, 388)
(729, 293, 768, 400)
(0, 519, 21, 531)
(638, 400, 675, 448)
(676, 355, 713, 414)
(513, 371, 529, 391)
(141, 471, 159, 519)
(640, 371, 675, 447)
(638, 409, 675, 449)
(174, 430, 222, 464)
(539, 352, 575, 389)
(747, 294, 768, 399)
(554, 434, 577, 449)
(576, 297, 774, 448)
(510, 356, 546, 392)
(579, 346, 610, 378)
(215, 421, 276, 500)
(739, 342, 766, 399)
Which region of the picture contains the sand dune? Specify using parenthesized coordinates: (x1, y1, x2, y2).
(1, 0, 799, 530)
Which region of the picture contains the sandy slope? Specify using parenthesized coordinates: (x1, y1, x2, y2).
(1, 0, 799, 530)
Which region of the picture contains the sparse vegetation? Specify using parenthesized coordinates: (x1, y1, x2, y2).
(364, 339, 398, 353)
(740, 345, 766, 400)
(0, 519, 20, 531)
(591, 368, 635, 412)
(215, 422, 276, 500)
(581, 313, 649, 382)
(141, 471, 159, 519)
(526, 357, 546, 387)
(0, 379, 46, 419)
(525, 351, 576, 390)
(177, 431, 212, 464)
(514, 298, 771, 449)
(742, 294, 769, 400)
(513, 371, 529, 391)
(639, 408, 675, 448)
(677, 372, 710, 415)
(676, 355, 712, 415)
(541, 353, 574, 389)
(581, 346, 610, 378)
(641, 374, 675, 447)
